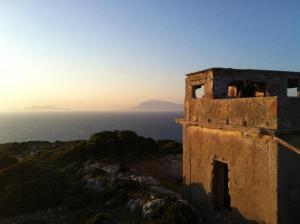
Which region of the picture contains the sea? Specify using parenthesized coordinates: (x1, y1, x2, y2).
(0, 111, 183, 144)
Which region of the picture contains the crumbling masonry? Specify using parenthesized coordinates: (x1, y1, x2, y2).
(176, 68, 300, 224)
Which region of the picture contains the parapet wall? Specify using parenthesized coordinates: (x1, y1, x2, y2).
(185, 97, 278, 130)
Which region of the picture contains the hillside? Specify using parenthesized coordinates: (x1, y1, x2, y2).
(132, 100, 183, 111)
(0, 131, 201, 224)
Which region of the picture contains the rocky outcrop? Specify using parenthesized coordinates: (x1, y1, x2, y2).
(0, 130, 200, 224)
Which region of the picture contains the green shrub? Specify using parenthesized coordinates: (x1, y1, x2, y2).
(157, 140, 182, 154)
(143, 197, 198, 224)
(0, 156, 18, 169)
(0, 162, 68, 216)
(83, 212, 109, 224)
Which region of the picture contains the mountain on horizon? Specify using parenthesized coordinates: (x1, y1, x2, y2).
(132, 100, 183, 111)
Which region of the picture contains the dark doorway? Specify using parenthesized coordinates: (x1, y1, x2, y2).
(212, 160, 231, 210)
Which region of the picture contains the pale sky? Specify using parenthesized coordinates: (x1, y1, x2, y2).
(0, 0, 299, 111)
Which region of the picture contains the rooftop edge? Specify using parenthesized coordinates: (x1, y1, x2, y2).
(186, 67, 300, 76)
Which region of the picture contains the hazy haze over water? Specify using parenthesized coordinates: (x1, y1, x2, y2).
(0, 111, 183, 143)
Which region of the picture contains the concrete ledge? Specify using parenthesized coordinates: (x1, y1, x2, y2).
(175, 118, 277, 135)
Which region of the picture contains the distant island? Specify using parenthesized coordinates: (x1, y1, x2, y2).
(132, 100, 183, 111)
(25, 105, 70, 111)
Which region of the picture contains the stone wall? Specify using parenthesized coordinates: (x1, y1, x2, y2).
(279, 97, 300, 131)
(180, 68, 300, 224)
(187, 97, 278, 130)
(277, 135, 300, 224)
(183, 127, 278, 224)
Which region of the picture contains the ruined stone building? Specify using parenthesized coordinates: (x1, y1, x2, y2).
(176, 68, 300, 224)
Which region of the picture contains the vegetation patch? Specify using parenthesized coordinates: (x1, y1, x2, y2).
(0, 131, 194, 224)
(0, 162, 68, 216)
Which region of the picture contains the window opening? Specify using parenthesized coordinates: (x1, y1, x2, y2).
(193, 85, 205, 98)
(227, 81, 266, 98)
(287, 79, 299, 97)
(254, 82, 266, 97)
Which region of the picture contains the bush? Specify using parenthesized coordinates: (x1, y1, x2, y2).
(83, 212, 110, 224)
(28, 131, 180, 169)
(0, 162, 68, 216)
(0, 156, 18, 169)
(88, 130, 160, 160)
(157, 140, 182, 154)
(146, 198, 198, 224)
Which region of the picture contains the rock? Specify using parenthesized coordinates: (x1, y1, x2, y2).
(149, 185, 178, 196)
(141, 196, 202, 224)
(85, 178, 105, 192)
(82, 161, 102, 173)
(126, 198, 143, 213)
(162, 154, 183, 179)
(136, 176, 160, 186)
(102, 164, 120, 175)
(142, 198, 165, 218)
(159, 197, 201, 224)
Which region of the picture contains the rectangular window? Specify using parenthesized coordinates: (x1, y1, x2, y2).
(227, 81, 266, 98)
(212, 160, 231, 210)
(192, 85, 204, 98)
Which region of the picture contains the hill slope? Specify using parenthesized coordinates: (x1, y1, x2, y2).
(0, 131, 202, 224)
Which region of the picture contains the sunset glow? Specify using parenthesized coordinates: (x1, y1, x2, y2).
(0, 1, 299, 111)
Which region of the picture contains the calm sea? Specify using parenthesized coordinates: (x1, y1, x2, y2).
(0, 111, 183, 144)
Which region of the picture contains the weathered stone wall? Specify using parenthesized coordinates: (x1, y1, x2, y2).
(183, 127, 278, 224)
(187, 97, 278, 130)
(186, 68, 300, 99)
(182, 125, 191, 200)
(186, 70, 214, 99)
(277, 135, 300, 224)
(181, 68, 300, 224)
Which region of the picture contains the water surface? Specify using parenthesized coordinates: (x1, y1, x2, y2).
(0, 111, 183, 143)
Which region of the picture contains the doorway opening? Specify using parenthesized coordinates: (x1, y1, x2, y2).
(212, 160, 231, 210)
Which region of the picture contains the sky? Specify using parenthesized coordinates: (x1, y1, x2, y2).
(0, 0, 299, 111)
